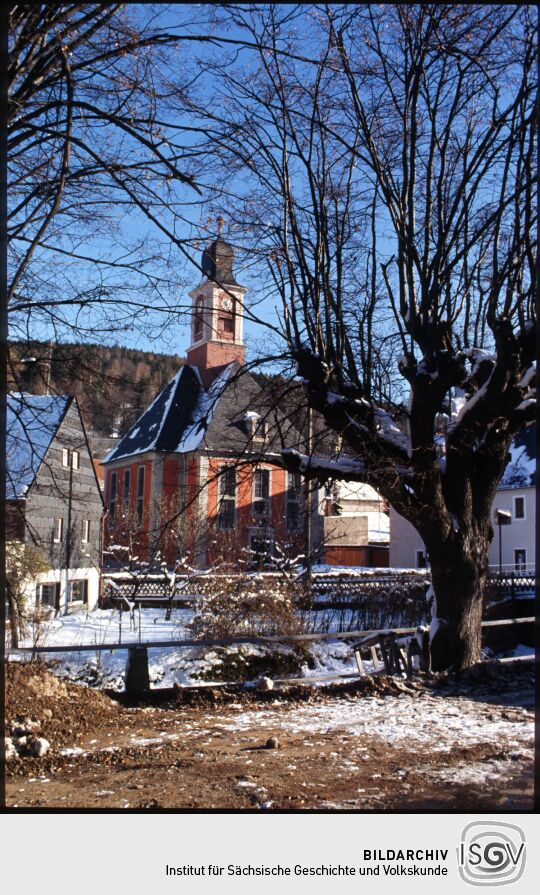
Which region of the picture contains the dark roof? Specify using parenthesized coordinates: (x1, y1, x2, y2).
(6, 393, 71, 499)
(103, 362, 303, 464)
(499, 423, 536, 489)
(201, 237, 240, 286)
(104, 364, 203, 462)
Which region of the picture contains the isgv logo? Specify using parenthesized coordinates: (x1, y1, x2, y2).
(458, 822, 526, 886)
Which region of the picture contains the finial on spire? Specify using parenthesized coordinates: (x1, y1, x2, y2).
(216, 216, 224, 238)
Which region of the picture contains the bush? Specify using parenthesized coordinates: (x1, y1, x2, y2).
(188, 574, 302, 640)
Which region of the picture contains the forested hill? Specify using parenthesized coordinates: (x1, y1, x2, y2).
(8, 341, 183, 442)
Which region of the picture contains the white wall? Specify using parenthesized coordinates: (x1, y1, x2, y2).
(489, 488, 535, 570)
(27, 566, 100, 612)
(389, 506, 425, 569)
(389, 487, 535, 571)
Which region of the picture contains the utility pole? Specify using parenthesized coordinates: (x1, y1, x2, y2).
(495, 509, 511, 576)
(63, 458, 74, 614)
(304, 405, 313, 585)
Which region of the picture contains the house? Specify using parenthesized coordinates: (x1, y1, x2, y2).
(389, 424, 535, 572)
(6, 393, 104, 611)
(318, 481, 389, 566)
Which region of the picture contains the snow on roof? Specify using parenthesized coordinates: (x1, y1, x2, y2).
(333, 480, 381, 502)
(104, 363, 235, 462)
(176, 364, 234, 452)
(6, 393, 70, 499)
(499, 424, 536, 490)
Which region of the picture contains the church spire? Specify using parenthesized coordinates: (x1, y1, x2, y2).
(186, 222, 247, 386)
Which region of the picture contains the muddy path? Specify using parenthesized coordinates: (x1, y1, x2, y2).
(5, 661, 534, 810)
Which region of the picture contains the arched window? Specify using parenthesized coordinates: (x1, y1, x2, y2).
(193, 296, 205, 341)
(217, 292, 235, 340)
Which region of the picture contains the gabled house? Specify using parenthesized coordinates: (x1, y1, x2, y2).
(6, 393, 104, 611)
(389, 424, 536, 572)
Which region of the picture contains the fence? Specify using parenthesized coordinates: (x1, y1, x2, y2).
(484, 572, 536, 602)
(14, 617, 535, 695)
(102, 568, 532, 613)
(102, 569, 431, 605)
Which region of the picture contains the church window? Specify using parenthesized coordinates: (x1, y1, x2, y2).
(217, 465, 236, 530)
(218, 293, 235, 339)
(286, 472, 301, 531)
(194, 297, 205, 341)
(218, 314, 234, 339)
(122, 469, 131, 506)
(136, 466, 145, 526)
(253, 468, 270, 518)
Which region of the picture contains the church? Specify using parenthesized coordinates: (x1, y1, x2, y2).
(102, 232, 308, 570)
(102, 230, 389, 571)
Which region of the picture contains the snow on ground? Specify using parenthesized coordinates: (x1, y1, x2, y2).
(13, 607, 363, 689)
(212, 695, 534, 755)
(12, 605, 533, 691)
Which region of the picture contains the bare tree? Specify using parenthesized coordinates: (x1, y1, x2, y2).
(7, 4, 228, 349)
(183, 4, 537, 670)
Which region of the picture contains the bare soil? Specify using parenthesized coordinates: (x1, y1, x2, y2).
(5, 660, 534, 810)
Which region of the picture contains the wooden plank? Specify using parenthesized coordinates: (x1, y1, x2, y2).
(480, 617, 535, 628)
(354, 649, 365, 677)
(13, 626, 420, 653)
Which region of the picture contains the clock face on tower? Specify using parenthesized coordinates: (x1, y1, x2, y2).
(220, 294, 233, 312)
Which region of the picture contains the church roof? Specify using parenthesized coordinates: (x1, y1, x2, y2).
(201, 237, 240, 286)
(103, 363, 302, 464)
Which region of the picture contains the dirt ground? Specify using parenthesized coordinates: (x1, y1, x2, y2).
(5, 660, 535, 810)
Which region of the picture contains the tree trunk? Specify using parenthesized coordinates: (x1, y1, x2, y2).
(6, 583, 20, 649)
(425, 526, 490, 672)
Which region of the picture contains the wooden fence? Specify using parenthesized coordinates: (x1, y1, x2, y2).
(14, 616, 535, 655)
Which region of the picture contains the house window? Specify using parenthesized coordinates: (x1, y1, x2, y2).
(53, 517, 64, 542)
(122, 469, 131, 506)
(62, 448, 80, 468)
(253, 419, 269, 441)
(514, 496, 525, 520)
(253, 468, 270, 518)
(136, 466, 145, 526)
(82, 519, 91, 543)
(69, 580, 88, 604)
(416, 549, 426, 569)
(514, 549, 527, 572)
(109, 472, 117, 527)
(37, 582, 60, 608)
(286, 471, 301, 531)
(217, 465, 236, 530)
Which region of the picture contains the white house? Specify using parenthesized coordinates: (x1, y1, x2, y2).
(389, 424, 535, 572)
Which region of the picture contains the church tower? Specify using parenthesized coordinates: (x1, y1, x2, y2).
(186, 219, 247, 386)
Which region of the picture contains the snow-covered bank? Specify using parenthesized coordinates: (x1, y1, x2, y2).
(10, 605, 533, 691)
(11, 607, 363, 689)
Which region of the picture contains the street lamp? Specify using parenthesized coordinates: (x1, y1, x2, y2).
(495, 509, 512, 575)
